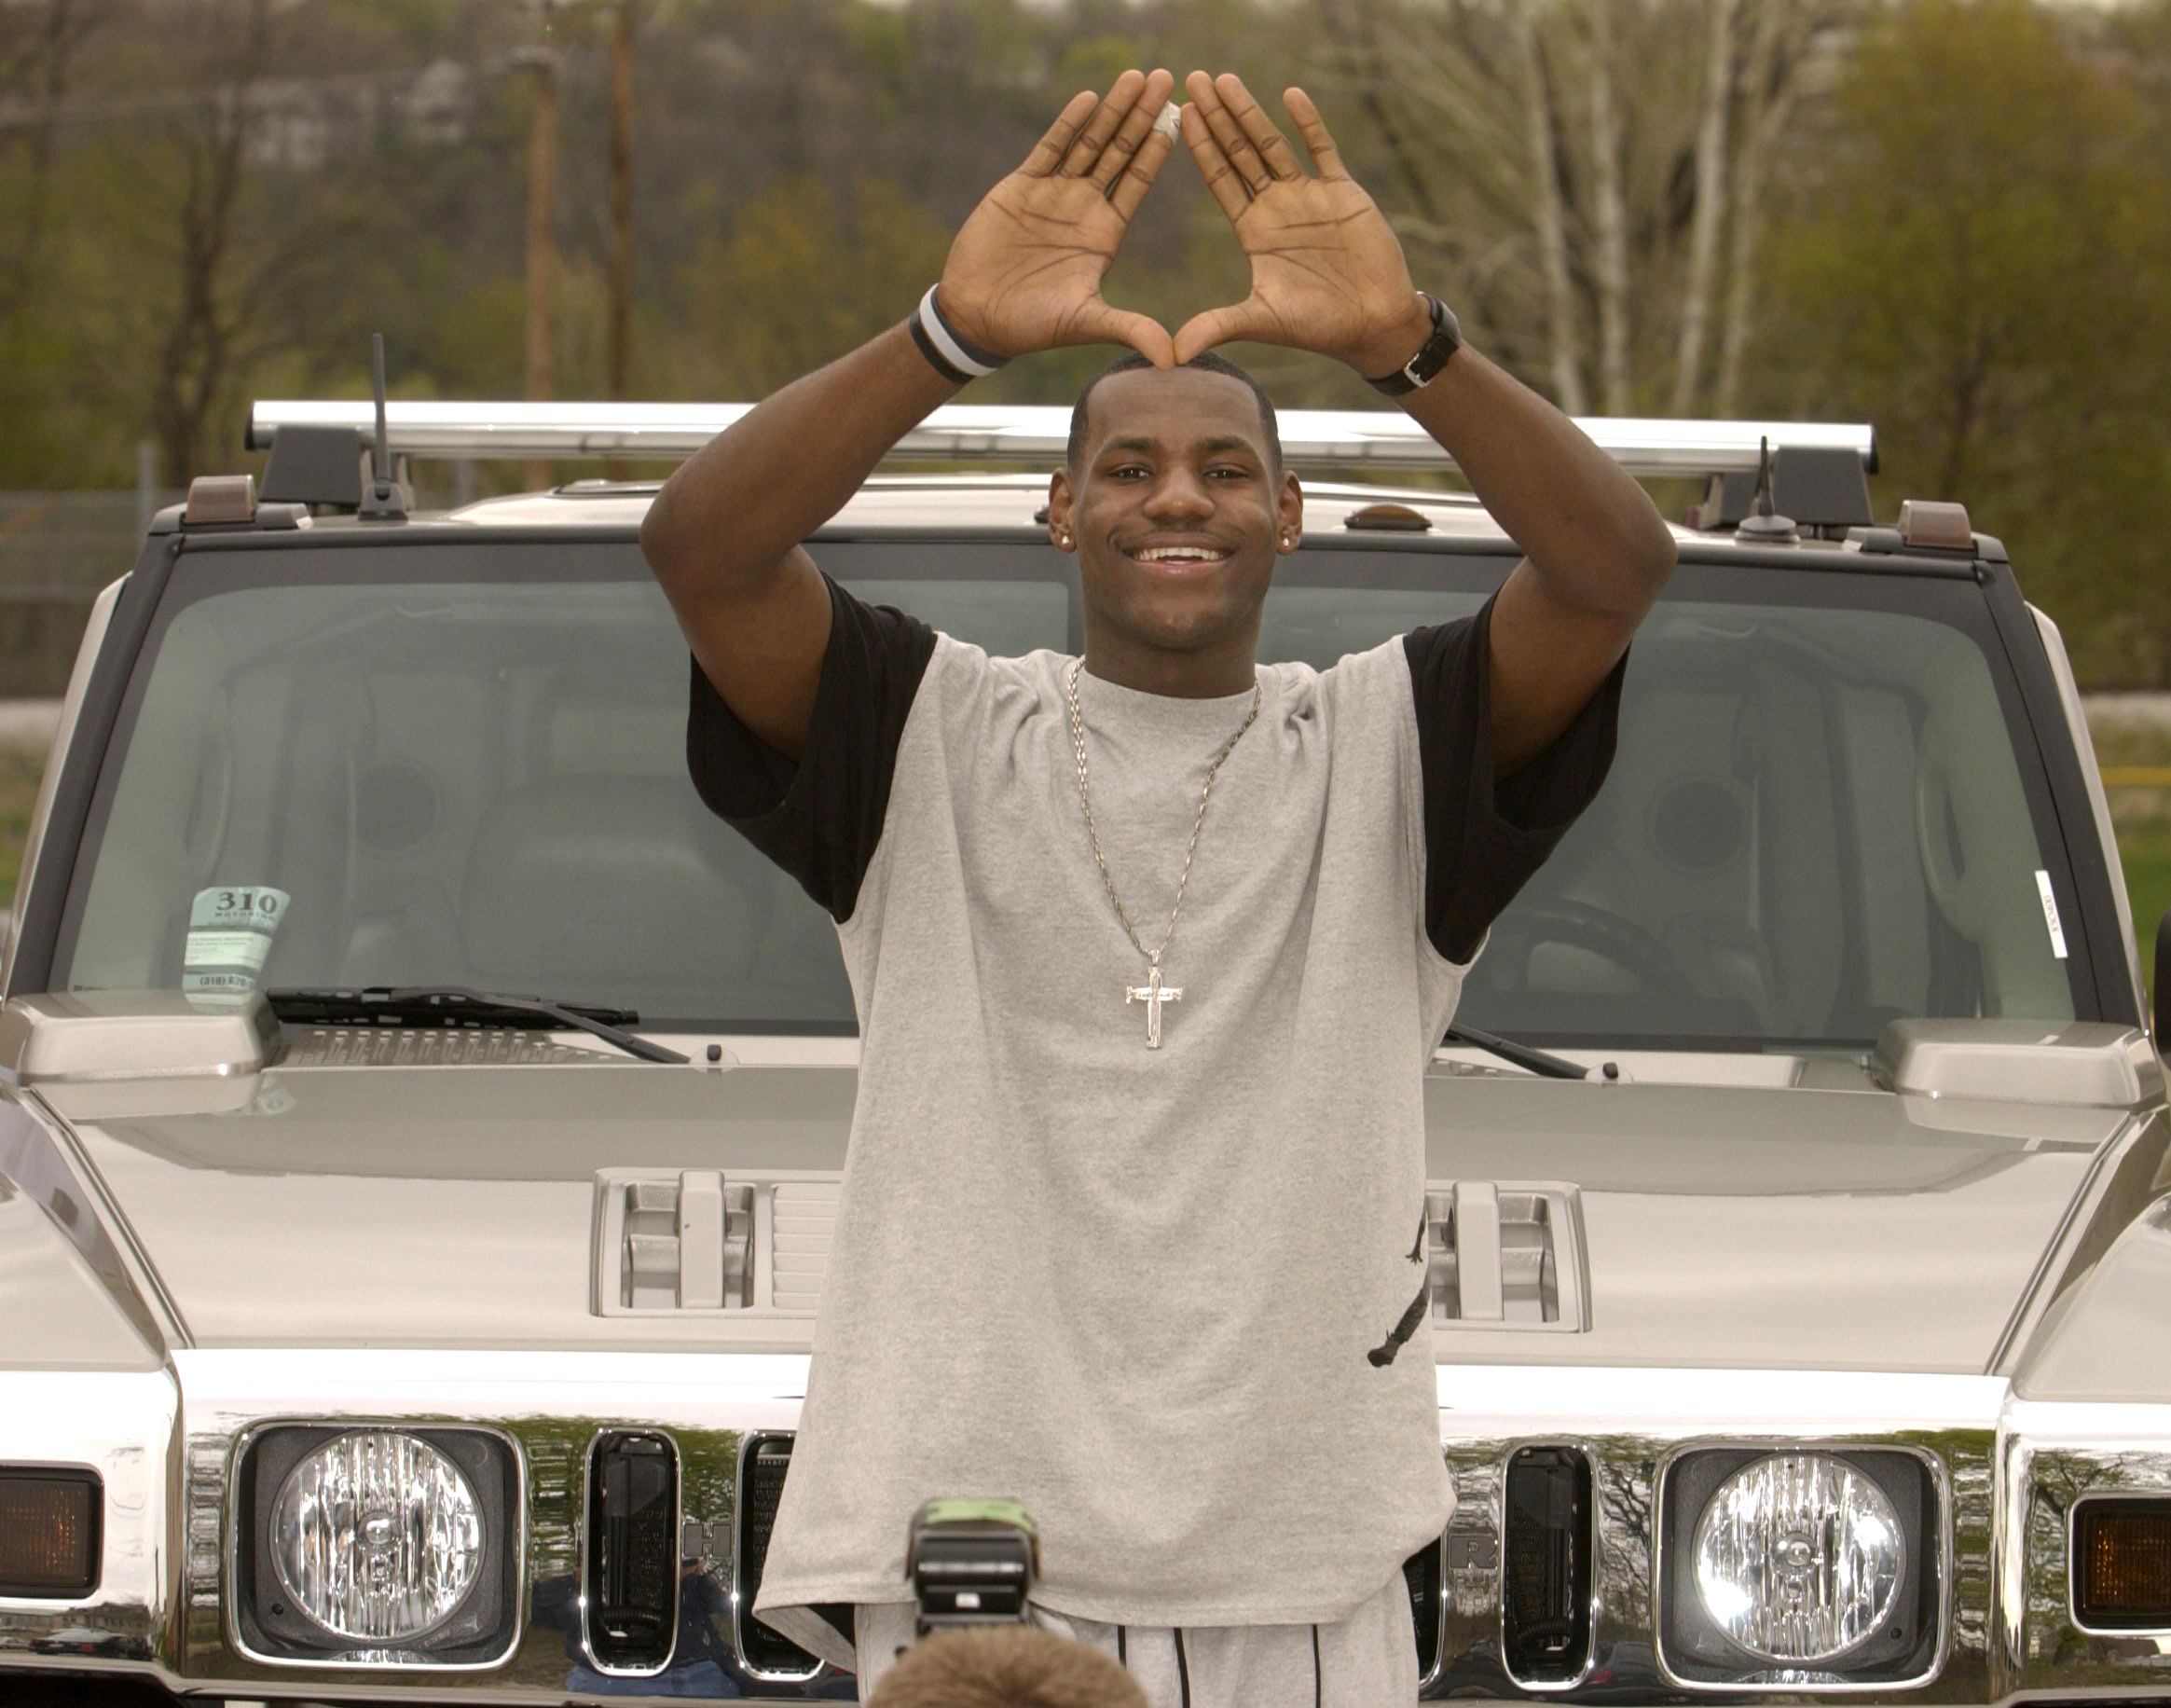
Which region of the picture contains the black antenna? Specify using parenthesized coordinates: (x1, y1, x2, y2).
(359, 332, 408, 520)
(1736, 433, 1797, 544)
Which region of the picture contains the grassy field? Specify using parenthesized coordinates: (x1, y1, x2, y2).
(2123, 820, 2170, 1002)
(0, 747, 45, 903)
(0, 729, 2163, 1010)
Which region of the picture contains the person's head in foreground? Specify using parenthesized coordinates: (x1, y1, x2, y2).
(866, 1626, 1149, 1708)
(1048, 348, 1298, 700)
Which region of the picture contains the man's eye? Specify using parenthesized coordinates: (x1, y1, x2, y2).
(1208, 466, 1252, 479)
(1108, 464, 1149, 479)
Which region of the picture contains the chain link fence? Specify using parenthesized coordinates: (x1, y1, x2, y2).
(0, 488, 174, 697)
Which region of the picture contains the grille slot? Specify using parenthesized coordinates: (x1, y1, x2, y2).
(734, 1432, 851, 1680)
(584, 1430, 679, 1673)
(1402, 1536, 1445, 1685)
(1502, 1445, 1593, 1685)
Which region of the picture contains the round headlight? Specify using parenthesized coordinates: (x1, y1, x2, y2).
(1692, 1453, 1903, 1663)
(270, 1431, 484, 1642)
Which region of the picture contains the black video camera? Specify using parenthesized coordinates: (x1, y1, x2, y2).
(905, 1498, 1040, 1637)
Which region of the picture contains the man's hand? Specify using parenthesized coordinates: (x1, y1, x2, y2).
(939, 69, 1179, 367)
(1175, 73, 1430, 375)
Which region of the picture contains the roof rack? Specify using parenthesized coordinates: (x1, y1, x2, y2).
(247, 400, 1875, 479)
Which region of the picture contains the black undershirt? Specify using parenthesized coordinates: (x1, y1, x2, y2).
(688, 572, 1626, 962)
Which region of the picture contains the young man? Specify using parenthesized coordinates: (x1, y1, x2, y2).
(641, 67, 1675, 1706)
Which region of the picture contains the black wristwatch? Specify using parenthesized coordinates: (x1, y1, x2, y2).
(1366, 292, 1462, 396)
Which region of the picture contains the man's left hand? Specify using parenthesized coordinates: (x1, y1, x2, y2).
(1174, 72, 1430, 375)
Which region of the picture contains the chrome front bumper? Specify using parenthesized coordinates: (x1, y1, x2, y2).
(6, 1357, 2171, 1703)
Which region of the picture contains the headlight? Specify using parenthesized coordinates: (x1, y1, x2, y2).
(270, 1431, 483, 1641)
(1691, 1453, 1903, 1663)
(238, 1424, 517, 1666)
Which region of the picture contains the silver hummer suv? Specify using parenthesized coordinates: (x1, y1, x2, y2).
(1, 395, 2165, 1705)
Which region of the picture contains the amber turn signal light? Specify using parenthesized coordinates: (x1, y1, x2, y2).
(2076, 1500, 2171, 1629)
(0, 1469, 102, 1595)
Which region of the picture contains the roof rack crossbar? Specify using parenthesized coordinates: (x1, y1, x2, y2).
(247, 401, 1875, 478)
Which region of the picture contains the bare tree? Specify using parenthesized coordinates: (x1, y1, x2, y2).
(1320, 0, 1843, 420)
(1671, 0, 1738, 416)
(0, 0, 112, 322)
(1585, 0, 1632, 414)
(1715, 3, 1834, 416)
(1509, 2, 1588, 412)
(146, 0, 278, 487)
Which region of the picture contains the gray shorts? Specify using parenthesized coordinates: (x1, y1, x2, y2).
(850, 1571, 1419, 1707)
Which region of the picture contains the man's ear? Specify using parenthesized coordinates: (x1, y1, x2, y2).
(1047, 468, 1077, 550)
(1277, 469, 1303, 549)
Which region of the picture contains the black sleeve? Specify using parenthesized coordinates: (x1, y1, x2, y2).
(1402, 591, 1628, 964)
(686, 572, 938, 922)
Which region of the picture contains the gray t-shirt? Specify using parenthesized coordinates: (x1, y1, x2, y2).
(687, 575, 1623, 1634)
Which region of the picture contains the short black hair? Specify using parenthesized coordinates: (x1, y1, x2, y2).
(1065, 351, 1282, 474)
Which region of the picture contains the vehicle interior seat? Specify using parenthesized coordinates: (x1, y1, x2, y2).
(460, 776, 763, 1021)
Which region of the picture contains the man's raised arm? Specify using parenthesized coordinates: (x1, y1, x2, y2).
(1175, 72, 1677, 779)
(640, 69, 1179, 761)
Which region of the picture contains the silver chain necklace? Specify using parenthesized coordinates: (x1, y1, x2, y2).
(1064, 656, 1262, 1049)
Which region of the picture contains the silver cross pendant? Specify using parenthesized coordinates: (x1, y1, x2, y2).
(1125, 962, 1183, 1050)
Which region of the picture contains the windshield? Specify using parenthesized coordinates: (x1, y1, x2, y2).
(50, 537, 2082, 1046)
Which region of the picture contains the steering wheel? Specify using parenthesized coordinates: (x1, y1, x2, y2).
(1477, 899, 1697, 996)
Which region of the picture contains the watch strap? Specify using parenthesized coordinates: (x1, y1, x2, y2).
(1366, 293, 1462, 396)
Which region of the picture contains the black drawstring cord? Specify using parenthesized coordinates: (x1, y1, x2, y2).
(1117, 1625, 1127, 1667)
(1371, 1201, 1435, 1365)
(1368, 1275, 1430, 1367)
(1175, 1628, 1191, 1707)
(1312, 1623, 1324, 1705)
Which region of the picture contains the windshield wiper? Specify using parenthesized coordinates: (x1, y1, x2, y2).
(1442, 1022, 1599, 1081)
(266, 985, 689, 1065)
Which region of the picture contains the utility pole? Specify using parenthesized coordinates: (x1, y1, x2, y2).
(609, 0, 635, 403)
(521, 5, 560, 492)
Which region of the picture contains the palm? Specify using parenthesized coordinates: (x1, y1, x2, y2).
(1220, 178, 1413, 362)
(948, 173, 1144, 353)
(938, 71, 1178, 365)
(1175, 76, 1422, 371)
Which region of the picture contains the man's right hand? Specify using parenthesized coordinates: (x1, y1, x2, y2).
(937, 68, 1178, 367)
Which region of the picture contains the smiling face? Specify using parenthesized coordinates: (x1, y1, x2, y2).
(1048, 365, 1303, 697)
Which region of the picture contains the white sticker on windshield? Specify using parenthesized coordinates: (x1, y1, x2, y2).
(184, 886, 291, 998)
(2034, 869, 2069, 960)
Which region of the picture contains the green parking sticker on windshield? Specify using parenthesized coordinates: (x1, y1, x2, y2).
(184, 886, 291, 999)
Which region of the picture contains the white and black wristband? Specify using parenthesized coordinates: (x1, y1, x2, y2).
(910, 284, 1010, 386)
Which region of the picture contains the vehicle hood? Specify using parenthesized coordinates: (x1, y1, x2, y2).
(40, 1059, 2121, 1368)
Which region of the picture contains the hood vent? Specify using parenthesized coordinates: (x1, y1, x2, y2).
(1424, 1182, 1588, 1331)
(770, 1181, 840, 1314)
(595, 1170, 751, 1314)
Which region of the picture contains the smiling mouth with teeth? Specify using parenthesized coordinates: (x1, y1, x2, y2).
(1131, 546, 1230, 564)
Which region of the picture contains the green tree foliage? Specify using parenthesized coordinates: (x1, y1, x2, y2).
(0, 0, 2165, 682)
(677, 173, 953, 398)
(1760, 0, 2171, 684)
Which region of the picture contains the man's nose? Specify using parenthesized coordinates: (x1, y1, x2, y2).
(1143, 468, 1214, 521)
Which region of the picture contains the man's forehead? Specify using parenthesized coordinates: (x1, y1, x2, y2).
(1082, 366, 1271, 460)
